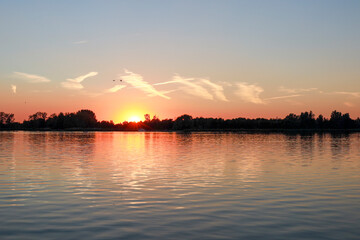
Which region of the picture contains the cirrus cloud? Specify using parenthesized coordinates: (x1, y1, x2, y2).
(334, 91, 360, 98)
(264, 94, 302, 101)
(200, 79, 228, 101)
(120, 70, 170, 99)
(61, 72, 98, 90)
(278, 86, 318, 94)
(155, 75, 213, 100)
(14, 72, 51, 83)
(154, 75, 228, 101)
(235, 82, 264, 104)
(106, 84, 126, 93)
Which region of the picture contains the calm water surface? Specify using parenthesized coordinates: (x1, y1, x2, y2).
(0, 132, 359, 239)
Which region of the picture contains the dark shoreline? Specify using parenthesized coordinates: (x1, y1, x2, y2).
(1, 128, 360, 133)
(2, 109, 360, 132)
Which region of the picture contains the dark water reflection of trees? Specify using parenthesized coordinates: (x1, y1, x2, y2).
(283, 133, 356, 167)
(0, 132, 15, 165)
(330, 133, 350, 161)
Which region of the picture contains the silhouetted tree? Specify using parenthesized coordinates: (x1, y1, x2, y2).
(144, 114, 151, 122)
(283, 113, 300, 129)
(330, 110, 344, 129)
(56, 112, 65, 129)
(99, 120, 115, 129)
(299, 111, 316, 128)
(63, 113, 76, 128)
(355, 118, 360, 128)
(29, 112, 47, 121)
(122, 121, 139, 131)
(45, 113, 58, 129)
(4, 109, 360, 131)
(173, 114, 193, 130)
(316, 114, 325, 129)
(0, 112, 15, 128)
(75, 109, 97, 128)
(25, 111, 47, 128)
(342, 113, 354, 129)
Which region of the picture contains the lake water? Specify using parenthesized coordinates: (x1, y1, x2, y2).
(0, 131, 359, 239)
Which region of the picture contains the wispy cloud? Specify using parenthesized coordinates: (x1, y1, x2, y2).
(78, 85, 127, 97)
(83, 84, 127, 97)
(235, 82, 264, 104)
(155, 76, 213, 100)
(147, 89, 178, 97)
(120, 70, 170, 99)
(106, 85, 126, 93)
(73, 40, 88, 44)
(264, 94, 302, 101)
(61, 72, 98, 90)
(61, 81, 84, 90)
(11, 85, 16, 94)
(279, 86, 318, 94)
(154, 75, 228, 101)
(14, 72, 51, 83)
(66, 72, 98, 83)
(334, 91, 360, 97)
(200, 79, 228, 101)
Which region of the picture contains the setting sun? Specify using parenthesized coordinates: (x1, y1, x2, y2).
(2, 1, 360, 239)
(128, 116, 141, 123)
(113, 105, 147, 123)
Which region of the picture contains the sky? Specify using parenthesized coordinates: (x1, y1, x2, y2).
(1, 0, 360, 123)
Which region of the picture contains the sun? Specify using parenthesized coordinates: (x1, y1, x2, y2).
(128, 116, 141, 123)
(113, 106, 146, 123)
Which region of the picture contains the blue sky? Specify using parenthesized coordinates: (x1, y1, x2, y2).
(1, 0, 360, 122)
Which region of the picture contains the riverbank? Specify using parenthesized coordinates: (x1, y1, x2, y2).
(1, 128, 360, 133)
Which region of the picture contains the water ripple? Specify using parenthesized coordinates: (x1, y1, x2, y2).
(0, 132, 360, 239)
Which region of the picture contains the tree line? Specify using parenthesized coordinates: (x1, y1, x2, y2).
(1, 109, 360, 131)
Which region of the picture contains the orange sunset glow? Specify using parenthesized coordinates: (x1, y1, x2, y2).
(112, 105, 147, 123)
(128, 116, 141, 123)
(1, 1, 360, 240)
(1, 0, 360, 123)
